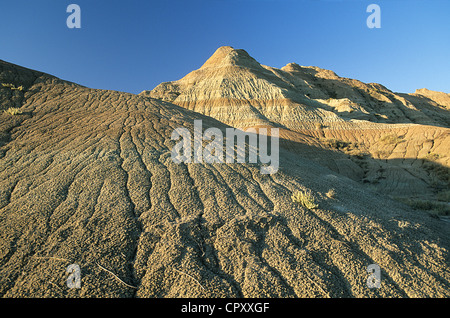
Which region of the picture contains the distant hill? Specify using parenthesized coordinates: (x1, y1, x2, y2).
(141, 46, 450, 128)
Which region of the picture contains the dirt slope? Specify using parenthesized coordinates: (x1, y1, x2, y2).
(0, 59, 449, 298)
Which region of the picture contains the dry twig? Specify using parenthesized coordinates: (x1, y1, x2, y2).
(96, 262, 137, 289)
(172, 267, 206, 292)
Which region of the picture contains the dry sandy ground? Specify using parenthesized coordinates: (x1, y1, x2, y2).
(0, 59, 449, 298)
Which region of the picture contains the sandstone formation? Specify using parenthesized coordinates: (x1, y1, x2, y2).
(142, 46, 450, 207)
(142, 46, 449, 129)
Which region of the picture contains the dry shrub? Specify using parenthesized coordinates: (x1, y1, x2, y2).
(292, 189, 318, 209)
(326, 189, 336, 199)
(380, 134, 403, 145)
(3, 107, 23, 115)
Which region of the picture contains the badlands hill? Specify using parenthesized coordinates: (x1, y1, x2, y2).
(142, 46, 450, 209)
(0, 53, 449, 298)
(142, 46, 449, 128)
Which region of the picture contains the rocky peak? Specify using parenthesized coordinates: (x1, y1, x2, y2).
(200, 46, 262, 70)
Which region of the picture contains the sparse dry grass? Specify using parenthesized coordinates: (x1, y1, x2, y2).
(291, 189, 319, 209)
(325, 188, 336, 199)
(380, 133, 403, 145)
(3, 107, 23, 115)
(320, 138, 349, 150)
(396, 197, 450, 216)
(423, 160, 450, 187)
(437, 190, 450, 202)
(424, 152, 441, 161)
(374, 150, 390, 158)
(1, 83, 23, 91)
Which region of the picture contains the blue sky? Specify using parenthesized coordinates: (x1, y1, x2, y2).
(0, 0, 449, 94)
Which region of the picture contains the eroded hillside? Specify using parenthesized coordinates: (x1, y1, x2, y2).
(142, 46, 450, 129)
(141, 46, 450, 213)
(0, 59, 449, 298)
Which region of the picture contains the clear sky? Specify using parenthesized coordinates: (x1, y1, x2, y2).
(1, 0, 449, 95)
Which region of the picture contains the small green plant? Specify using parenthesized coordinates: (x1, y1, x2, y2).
(3, 107, 23, 115)
(291, 189, 319, 209)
